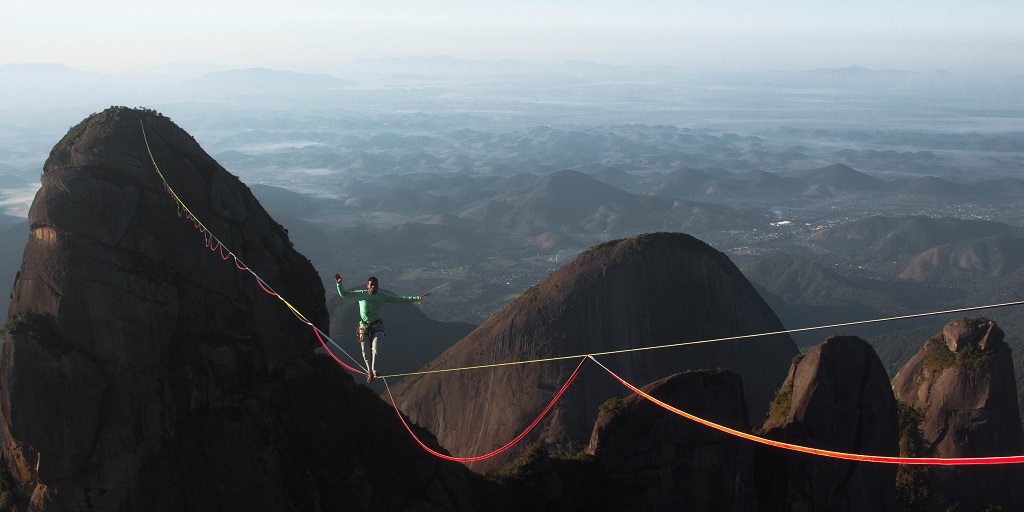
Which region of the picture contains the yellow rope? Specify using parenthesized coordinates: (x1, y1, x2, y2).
(140, 120, 368, 373)
(378, 299, 1024, 379)
(140, 124, 216, 236)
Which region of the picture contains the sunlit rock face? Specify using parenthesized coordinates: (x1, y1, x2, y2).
(391, 232, 799, 472)
(892, 317, 1024, 511)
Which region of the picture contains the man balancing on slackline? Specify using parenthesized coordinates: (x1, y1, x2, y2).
(334, 273, 429, 382)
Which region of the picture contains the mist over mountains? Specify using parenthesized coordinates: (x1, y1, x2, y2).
(2, 60, 1024, 397)
(2, 49, 1024, 507)
(4, 60, 1024, 336)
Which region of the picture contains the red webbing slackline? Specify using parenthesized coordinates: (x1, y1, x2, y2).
(383, 357, 587, 463)
(312, 326, 365, 374)
(142, 122, 369, 377)
(588, 355, 1024, 465)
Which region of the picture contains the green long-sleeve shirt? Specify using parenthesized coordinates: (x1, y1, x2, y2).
(336, 282, 420, 326)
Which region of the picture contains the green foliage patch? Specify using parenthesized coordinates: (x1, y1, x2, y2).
(484, 442, 607, 510)
(509, 285, 542, 310)
(597, 397, 625, 418)
(63, 114, 95, 148)
(922, 333, 956, 374)
(958, 339, 995, 375)
(486, 442, 549, 484)
(921, 320, 997, 377)
(573, 238, 622, 263)
(766, 353, 805, 425)
(895, 402, 932, 510)
(1, 312, 57, 340)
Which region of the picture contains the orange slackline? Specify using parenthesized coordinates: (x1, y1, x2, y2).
(589, 355, 1024, 465)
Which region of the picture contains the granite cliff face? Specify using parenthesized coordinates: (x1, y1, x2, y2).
(0, 107, 504, 511)
(390, 232, 799, 472)
(587, 369, 757, 511)
(892, 317, 1023, 456)
(756, 335, 899, 512)
(892, 317, 1024, 511)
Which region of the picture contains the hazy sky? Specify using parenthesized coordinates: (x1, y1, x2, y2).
(4, 1, 1024, 75)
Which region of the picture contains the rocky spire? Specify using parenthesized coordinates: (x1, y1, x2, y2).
(757, 335, 899, 512)
(0, 107, 501, 510)
(892, 317, 1024, 510)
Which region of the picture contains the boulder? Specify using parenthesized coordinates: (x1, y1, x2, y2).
(942, 316, 998, 351)
(588, 369, 756, 511)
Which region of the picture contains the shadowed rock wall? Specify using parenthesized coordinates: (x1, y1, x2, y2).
(0, 107, 505, 511)
(588, 369, 757, 511)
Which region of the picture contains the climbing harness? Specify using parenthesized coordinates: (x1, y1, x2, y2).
(358, 319, 384, 344)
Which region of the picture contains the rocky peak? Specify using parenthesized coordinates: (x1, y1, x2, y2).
(891, 318, 1024, 511)
(0, 107, 500, 510)
(757, 335, 899, 512)
(12, 106, 323, 369)
(390, 232, 799, 472)
(892, 317, 1023, 459)
(942, 316, 1000, 351)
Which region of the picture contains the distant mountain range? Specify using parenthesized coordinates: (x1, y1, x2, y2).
(4, 58, 1012, 116)
(739, 250, 956, 347)
(624, 163, 1024, 205)
(179, 68, 356, 98)
(806, 215, 1024, 268)
(458, 169, 765, 236)
(250, 167, 772, 248)
(899, 235, 1024, 283)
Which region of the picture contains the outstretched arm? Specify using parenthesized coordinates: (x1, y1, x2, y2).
(334, 273, 362, 299)
(383, 291, 430, 303)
